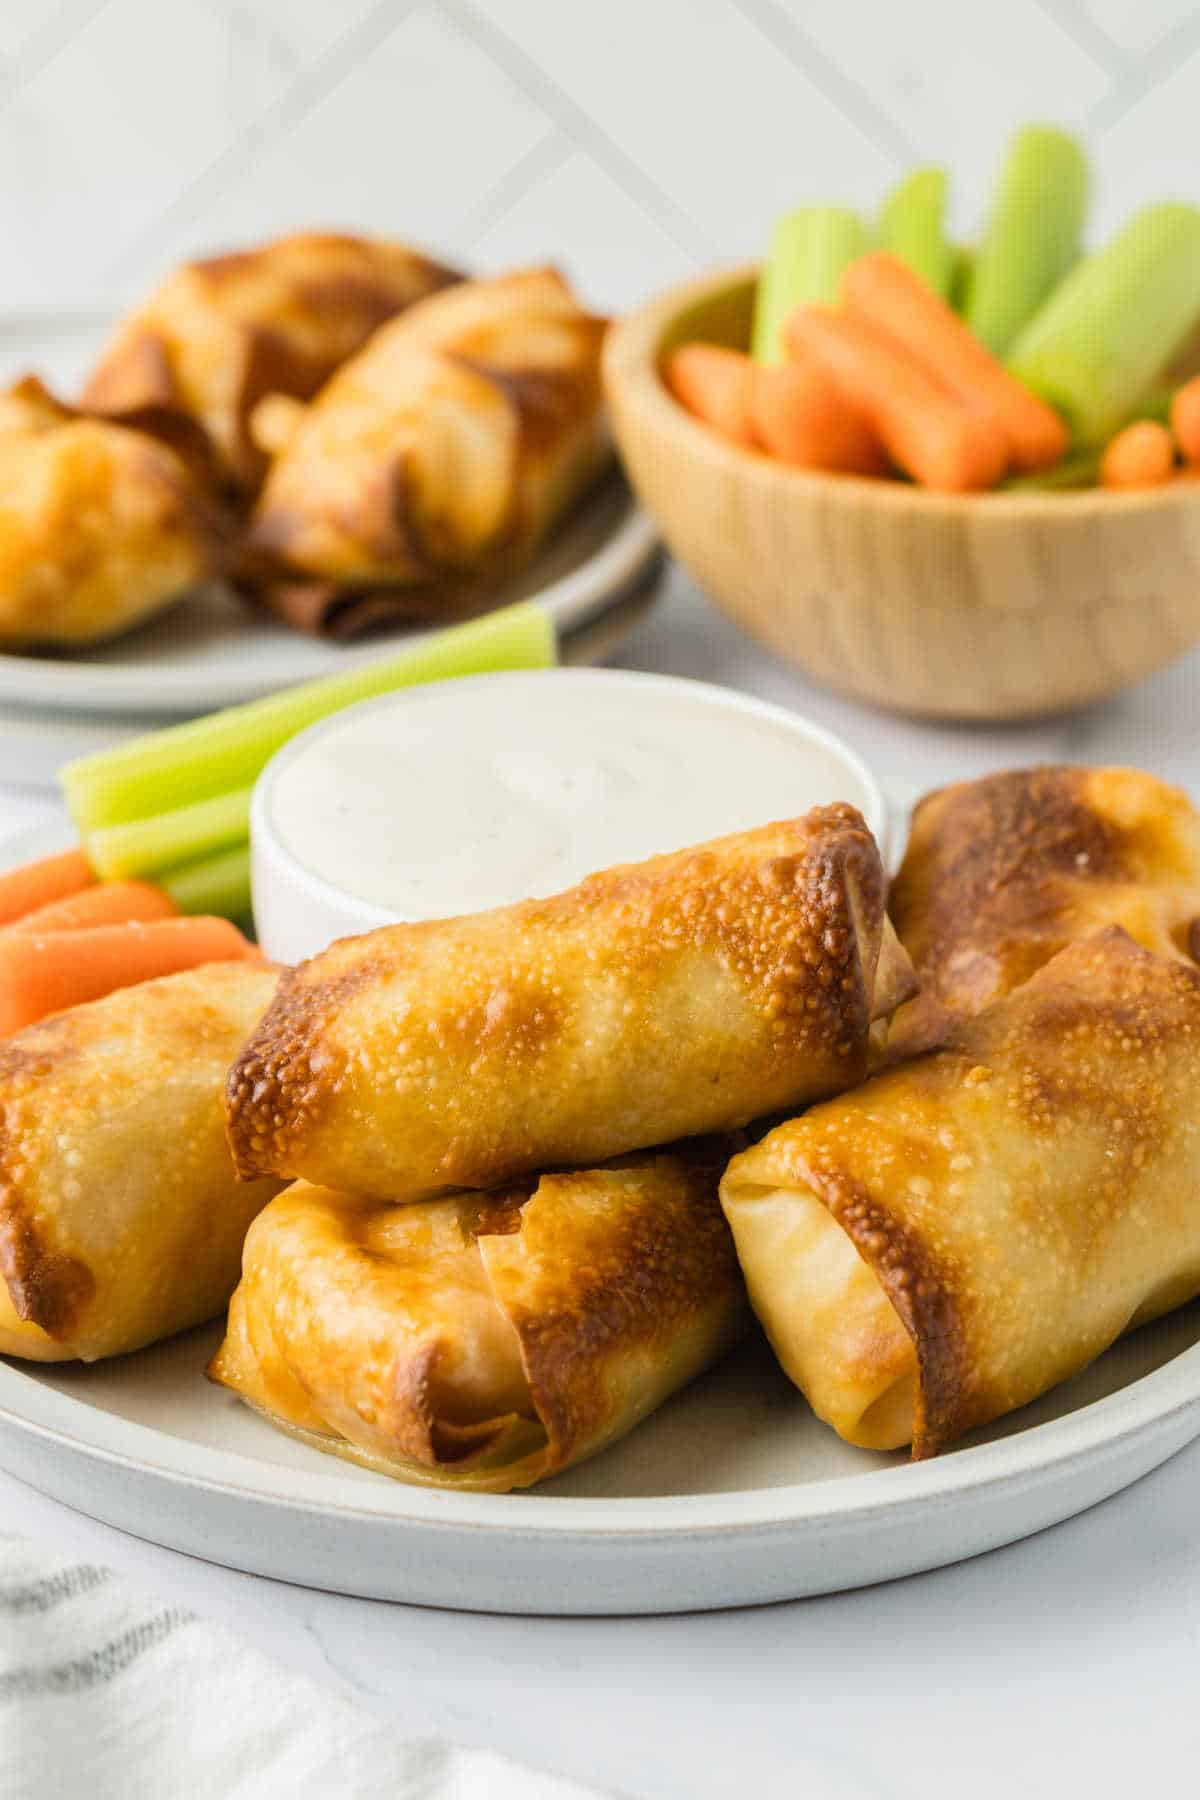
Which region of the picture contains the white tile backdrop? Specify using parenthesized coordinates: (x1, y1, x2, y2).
(1, 0, 1198, 321)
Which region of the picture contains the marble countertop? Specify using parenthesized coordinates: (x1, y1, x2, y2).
(2, 561, 1199, 1800)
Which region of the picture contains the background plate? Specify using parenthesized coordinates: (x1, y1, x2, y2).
(0, 311, 659, 716)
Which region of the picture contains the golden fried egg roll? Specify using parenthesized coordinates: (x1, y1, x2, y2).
(0, 964, 283, 1363)
(721, 930, 1200, 1456)
(888, 765, 1200, 1056)
(0, 377, 225, 647)
(82, 232, 460, 493)
(209, 1144, 747, 1492)
(227, 807, 914, 1200)
(242, 268, 608, 628)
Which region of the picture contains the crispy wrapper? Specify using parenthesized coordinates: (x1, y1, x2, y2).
(226, 807, 915, 1201)
(82, 232, 460, 493)
(0, 376, 227, 647)
(209, 1143, 748, 1492)
(0, 964, 284, 1363)
(888, 765, 1200, 1057)
(721, 930, 1200, 1457)
(241, 268, 609, 625)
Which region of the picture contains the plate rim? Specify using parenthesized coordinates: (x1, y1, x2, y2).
(1, 1323, 1197, 1541)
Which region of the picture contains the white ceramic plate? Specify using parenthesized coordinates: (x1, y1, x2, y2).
(0, 809, 1197, 1613)
(0, 1309, 1197, 1615)
(0, 308, 658, 716)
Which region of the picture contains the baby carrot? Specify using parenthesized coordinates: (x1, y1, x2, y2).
(0, 848, 94, 928)
(841, 252, 1067, 471)
(0, 917, 259, 1037)
(1100, 421, 1175, 490)
(1169, 377, 1200, 463)
(784, 306, 1008, 493)
(8, 880, 177, 935)
(664, 345, 758, 446)
(750, 361, 886, 474)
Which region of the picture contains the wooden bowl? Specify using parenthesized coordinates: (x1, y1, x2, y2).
(603, 266, 1200, 721)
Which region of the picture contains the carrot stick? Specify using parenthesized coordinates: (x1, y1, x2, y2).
(841, 252, 1067, 471)
(0, 849, 94, 928)
(750, 361, 886, 474)
(1100, 421, 1175, 490)
(1169, 377, 1200, 463)
(0, 917, 258, 1036)
(9, 880, 177, 936)
(784, 306, 1008, 493)
(664, 345, 758, 446)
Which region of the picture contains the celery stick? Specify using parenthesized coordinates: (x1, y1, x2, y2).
(87, 786, 252, 880)
(159, 845, 251, 921)
(1003, 450, 1099, 492)
(967, 126, 1089, 355)
(1009, 203, 1200, 446)
(950, 245, 974, 316)
(751, 207, 869, 364)
(879, 169, 953, 297)
(62, 599, 555, 834)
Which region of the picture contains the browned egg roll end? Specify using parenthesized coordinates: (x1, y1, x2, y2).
(888, 764, 1200, 1057)
(209, 1145, 748, 1492)
(0, 962, 283, 1363)
(722, 929, 1200, 1457)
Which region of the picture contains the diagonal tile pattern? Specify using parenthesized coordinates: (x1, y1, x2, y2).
(0, 0, 1193, 320)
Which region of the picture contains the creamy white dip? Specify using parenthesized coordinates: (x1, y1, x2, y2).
(254, 670, 882, 961)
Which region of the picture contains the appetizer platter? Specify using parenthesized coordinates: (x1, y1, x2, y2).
(0, 660, 1198, 1610)
(0, 236, 659, 714)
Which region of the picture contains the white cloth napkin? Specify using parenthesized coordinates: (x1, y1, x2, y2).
(0, 1536, 613, 1800)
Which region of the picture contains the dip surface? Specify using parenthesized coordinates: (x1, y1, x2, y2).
(256, 670, 882, 957)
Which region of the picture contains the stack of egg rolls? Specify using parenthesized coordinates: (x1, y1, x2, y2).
(213, 805, 913, 1488)
(11, 771, 1198, 1488)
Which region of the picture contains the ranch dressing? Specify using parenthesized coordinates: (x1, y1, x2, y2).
(259, 670, 882, 954)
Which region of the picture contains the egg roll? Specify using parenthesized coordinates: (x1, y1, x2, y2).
(209, 1143, 747, 1492)
(82, 232, 460, 494)
(241, 268, 609, 632)
(227, 806, 915, 1200)
(0, 377, 226, 647)
(0, 963, 283, 1363)
(888, 765, 1200, 1056)
(721, 929, 1200, 1457)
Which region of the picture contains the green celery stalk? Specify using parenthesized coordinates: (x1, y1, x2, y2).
(87, 786, 252, 880)
(879, 169, 953, 297)
(1003, 450, 1100, 491)
(967, 126, 1089, 355)
(950, 245, 975, 316)
(751, 207, 869, 364)
(62, 599, 555, 834)
(1009, 203, 1200, 446)
(159, 845, 252, 921)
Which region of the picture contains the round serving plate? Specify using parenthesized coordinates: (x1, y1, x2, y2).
(0, 1309, 1197, 1615)
(0, 818, 1197, 1615)
(1, 724, 1197, 1612)
(0, 309, 660, 717)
